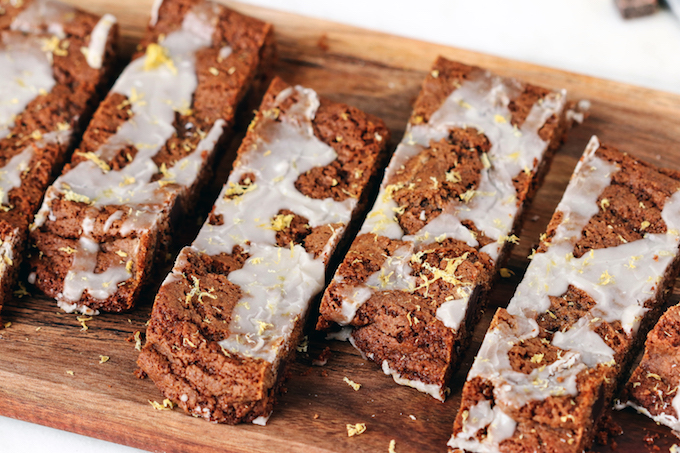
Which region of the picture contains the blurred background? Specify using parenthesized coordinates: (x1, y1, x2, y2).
(2, 0, 679, 452)
(243, 0, 680, 94)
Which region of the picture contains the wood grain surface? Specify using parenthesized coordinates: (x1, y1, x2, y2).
(1, 1, 680, 452)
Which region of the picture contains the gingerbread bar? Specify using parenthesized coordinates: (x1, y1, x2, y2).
(617, 304, 680, 432)
(29, 0, 274, 314)
(0, 0, 117, 316)
(137, 77, 390, 424)
(317, 56, 569, 400)
(449, 137, 680, 452)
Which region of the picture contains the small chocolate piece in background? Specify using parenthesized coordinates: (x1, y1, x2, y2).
(616, 0, 659, 18)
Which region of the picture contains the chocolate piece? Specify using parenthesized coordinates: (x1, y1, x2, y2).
(449, 138, 680, 452)
(29, 0, 274, 314)
(317, 56, 569, 401)
(137, 78, 390, 424)
(0, 0, 117, 317)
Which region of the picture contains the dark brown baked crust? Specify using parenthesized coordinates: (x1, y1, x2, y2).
(0, 0, 118, 317)
(450, 143, 680, 452)
(317, 56, 570, 398)
(28, 0, 274, 313)
(137, 77, 390, 424)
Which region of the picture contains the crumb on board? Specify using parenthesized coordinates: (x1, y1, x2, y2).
(134, 331, 142, 351)
(389, 439, 397, 453)
(66, 370, 74, 376)
(317, 34, 329, 51)
(347, 423, 367, 437)
(499, 268, 514, 278)
(343, 377, 361, 391)
(77, 315, 92, 331)
(3, 322, 11, 329)
(99, 355, 110, 364)
(149, 399, 174, 411)
(312, 346, 332, 366)
(296, 335, 309, 353)
(13, 282, 30, 298)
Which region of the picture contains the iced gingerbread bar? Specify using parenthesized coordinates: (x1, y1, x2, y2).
(29, 0, 274, 314)
(137, 78, 390, 424)
(449, 137, 680, 452)
(617, 304, 680, 432)
(0, 0, 117, 315)
(317, 56, 569, 400)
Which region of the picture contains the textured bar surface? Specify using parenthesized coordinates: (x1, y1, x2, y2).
(618, 304, 680, 432)
(29, 0, 274, 314)
(449, 137, 680, 452)
(137, 77, 390, 424)
(0, 0, 117, 316)
(317, 56, 569, 400)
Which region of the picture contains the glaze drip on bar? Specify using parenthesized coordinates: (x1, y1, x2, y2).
(450, 138, 680, 452)
(318, 57, 569, 401)
(138, 77, 389, 424)
(0, 0, 117, 316)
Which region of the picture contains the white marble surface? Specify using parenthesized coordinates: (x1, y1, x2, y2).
(2, 1, 679, 452)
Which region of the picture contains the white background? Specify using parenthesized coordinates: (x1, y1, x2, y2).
(3, 1, 679, 452)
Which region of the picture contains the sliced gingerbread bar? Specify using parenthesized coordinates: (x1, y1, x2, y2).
(0, 0, 117, 316)
(137, 77, 390, 424)
(29, 0, 274, 314)
(617, 304, 680, 432)
(449, 138, 680, 452)
(317, 56, 569, 400)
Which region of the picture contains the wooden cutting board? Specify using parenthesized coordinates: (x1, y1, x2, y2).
(1, 1, 680, 452)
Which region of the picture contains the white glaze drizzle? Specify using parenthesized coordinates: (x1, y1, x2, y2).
(165, 85, 357, 365)
(34, 4, 225, 310)
(0, 34, 55, 139)
(337, 69, 566, 329)
(9, 0, 75, 38)
(0, 147, 33, 206)
(218, 45, 232, 61)
(0, 228, 21, 295)
(618, 398, 680, 433)
(83, 13, 116, 69)
(0, 130, 69, 207)
(149, 0, 164, 27)
(381, 360, 444, 402)
(251, 413, 271, 426)
(452, 400, 518, 453)
(449, 137, 680, 452)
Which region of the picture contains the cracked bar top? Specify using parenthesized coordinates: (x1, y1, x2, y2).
(137, 77, 389, 424)
(0, 0, 117, 313)
(318, 56, 568, 401)
(28, 0, 272, 314)
(450, 137, 680, 453)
